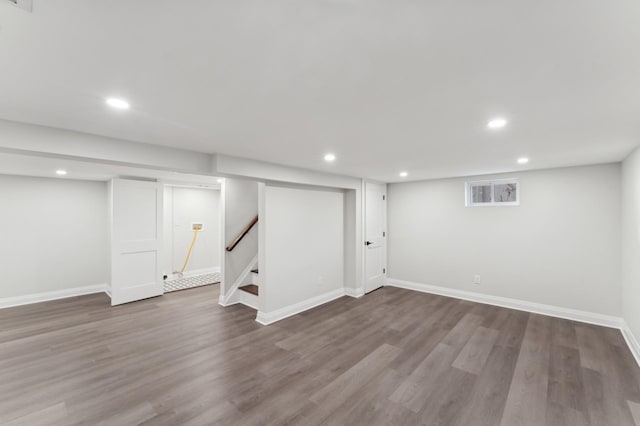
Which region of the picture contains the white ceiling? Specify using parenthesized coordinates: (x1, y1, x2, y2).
(0, 0, 639, 182)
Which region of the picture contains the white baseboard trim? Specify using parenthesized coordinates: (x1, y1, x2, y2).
(237, 290, 258, 310)
(256, 288, 346, 326)
(0, 284, 109, 309)
(386, 278, 624, 329)
(621, 322, 640, 368)
(345, 287, 365, 298)
(218, 298, 240, 307)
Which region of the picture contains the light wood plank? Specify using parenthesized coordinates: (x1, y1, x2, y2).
(309, 343, 401, 410)
(452, 325, 499, 375)
(500, 314, 552, 426)
(628, 400, 640, 426)
(389, 343, 458, 412)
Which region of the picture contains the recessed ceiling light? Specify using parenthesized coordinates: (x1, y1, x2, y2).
(56, 169, 67, 176)
(517, 157, 529, 164)
(106, 97, 130, 110)
(217, 178, 223, 183)
(324, 153, 336, 162)
(399, 171, 408, 177)
(487, 118, 507, 129)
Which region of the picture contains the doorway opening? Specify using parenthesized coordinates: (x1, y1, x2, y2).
(162, 183, 222, 294)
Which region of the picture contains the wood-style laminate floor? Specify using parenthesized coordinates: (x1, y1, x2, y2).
(2, 285, 640, 425)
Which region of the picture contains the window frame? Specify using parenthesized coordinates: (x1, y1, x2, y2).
(465, 178, 520, 207)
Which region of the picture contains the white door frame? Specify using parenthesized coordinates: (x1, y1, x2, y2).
(161, 183, 223, 280)
(219, 178, 227, 299)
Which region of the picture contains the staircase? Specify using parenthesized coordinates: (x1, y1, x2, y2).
(223, 216, 259, 309)
(239, 269, 259, 295)
(236, 269, 259, 309)
(239, 284, 258, 296)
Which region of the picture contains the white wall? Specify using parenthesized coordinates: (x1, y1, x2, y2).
(622, 148, 640, 339)
(388, 164, 622, 316)
(223, 178, 259, 297)
(343, 188, 359, 293)
(0, 119, 212, 174)
(164, 187, 220, 276)
(263, 185, 344, 313)
(0, 175, 108, 298)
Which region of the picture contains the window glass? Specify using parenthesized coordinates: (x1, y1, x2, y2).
(494, 183, 517, 203)
(471, 184, 492, 204)
(466, 179, 519, 206)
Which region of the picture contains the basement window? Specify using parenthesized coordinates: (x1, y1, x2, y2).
(466, 178, 519, 207)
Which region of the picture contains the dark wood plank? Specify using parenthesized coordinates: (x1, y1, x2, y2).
(417, 366, 477, 424)
(546, 344, 588, 413)
(576, 324, 638, 425)
(238, 284, 258, 296)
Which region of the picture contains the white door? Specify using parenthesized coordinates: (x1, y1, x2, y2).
(365, 182, 387, 293)
(110, 178, 164, 306)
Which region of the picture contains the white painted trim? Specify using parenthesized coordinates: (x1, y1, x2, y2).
(386, 278, 623, 329)
(237, 289, 259, 310)
(217, 298, 239, 307)
(0, 284, 108, 309)
(621, 321, 640, 368)
(164, 183, 221, 191)
(345, 287, 365, 298)
(218, 255, 258, 306)
(256, 288, 346, 325)
(257, 181, 266, 313)
(219, 178, 227, 297)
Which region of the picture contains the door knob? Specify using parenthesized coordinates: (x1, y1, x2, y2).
(365, 241, 373, 246)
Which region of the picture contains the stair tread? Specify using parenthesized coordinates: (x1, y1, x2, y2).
(239, 284, 259, 296)
(251, 269, 259, 274)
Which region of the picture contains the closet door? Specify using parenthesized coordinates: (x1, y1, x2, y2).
(110, 178, 163, 305)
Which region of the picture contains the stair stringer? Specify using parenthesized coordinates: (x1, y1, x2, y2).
(219, 255, 258, 307)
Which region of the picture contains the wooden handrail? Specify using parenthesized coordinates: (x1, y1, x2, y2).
(226, 215, 258, 252)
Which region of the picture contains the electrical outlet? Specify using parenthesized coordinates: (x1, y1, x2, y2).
(192, 223, 203, 231)
(474, 274, 481, 285)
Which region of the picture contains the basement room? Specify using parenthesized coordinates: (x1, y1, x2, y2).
(1, 0, 639, 425)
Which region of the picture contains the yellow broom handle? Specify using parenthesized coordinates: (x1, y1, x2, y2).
(180, 229, 200, 273)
